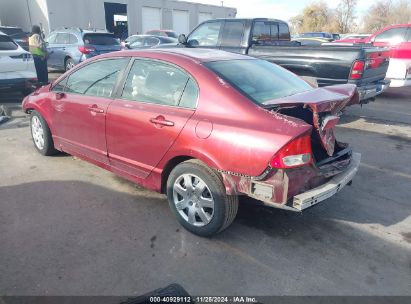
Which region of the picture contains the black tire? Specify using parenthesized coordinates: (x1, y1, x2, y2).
(167, 159, 238, 237)
(30, 110, 58, 156)
(65, 58, 75, 71)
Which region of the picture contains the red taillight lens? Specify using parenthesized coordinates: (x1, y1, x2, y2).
(350, 60, 365, 79)
(270, 134, 313, 169)
(78, 46, 96, 54)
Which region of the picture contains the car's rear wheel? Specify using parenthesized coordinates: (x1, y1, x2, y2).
(65, 58, 75, 71)
(167, 160, 238, 237)
(30, 110, 58, 156)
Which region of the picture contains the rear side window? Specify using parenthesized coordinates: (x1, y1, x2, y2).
(187, 21, 222, 47)
(144, 37, 160, 47)
(252, 22, 279, 42)
(46, 33, 57, 44)
(83, 34, 120, 45)
(55, 33, 70, 44)
(122, 59, 197, 108)
(220, 21, 245, 47)
(279, 23, 290, 40)
(69, 34, 78, 44)
(0, 35, 18, 50)
(65, 58, 128, 97)
(375, 27, 408, 43)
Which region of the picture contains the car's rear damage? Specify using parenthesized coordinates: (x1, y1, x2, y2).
(220, 84, 362, 211)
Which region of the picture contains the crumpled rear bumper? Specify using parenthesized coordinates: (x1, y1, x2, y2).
(292, 152, 361, 210)
(220, 153, 361, 212)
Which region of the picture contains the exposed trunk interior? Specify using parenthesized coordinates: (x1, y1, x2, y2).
(274, 106, 351, 167)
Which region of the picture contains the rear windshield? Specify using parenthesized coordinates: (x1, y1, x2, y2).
(0, 35, 18, 50)
(83, 33, 119, 45)
(205, 59, 312, 104)
(0, 27, 24, 36)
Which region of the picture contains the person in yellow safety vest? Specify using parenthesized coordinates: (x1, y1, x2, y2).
(29, 25, 48, 84)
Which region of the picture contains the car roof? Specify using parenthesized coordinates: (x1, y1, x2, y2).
(129, 48, 252, 62)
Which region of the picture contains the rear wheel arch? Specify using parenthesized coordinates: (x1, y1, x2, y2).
(64, 56, 75, 71)
(161, 156, 194, 194)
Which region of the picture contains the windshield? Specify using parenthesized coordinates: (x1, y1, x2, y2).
(205, 59, 312, 104)
(0, 35, 18, 50)
(83, 33, 120, 45)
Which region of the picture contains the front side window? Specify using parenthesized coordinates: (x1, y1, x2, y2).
(52, 77, 68, 92)
(68, 34, 78, 44)
(205, 59, 312, 104)
(188, 21, 222, 47)
(122, 60, 197, 108)
(144, 37, 160, 47)
(55, 33, 70, 44)
(375, 27, 408, 43)
(220, 21, 244, 47)
(65, 58, 128, 97)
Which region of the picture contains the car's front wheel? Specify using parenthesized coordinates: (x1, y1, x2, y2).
(167, 160, 238, 237)
(30, 110, 58, 156)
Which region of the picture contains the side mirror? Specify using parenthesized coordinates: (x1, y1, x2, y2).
(125, 44, 131, 49)
(178, 34, 187, 45)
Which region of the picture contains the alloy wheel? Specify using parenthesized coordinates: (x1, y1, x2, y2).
(31, 116, 45, 150)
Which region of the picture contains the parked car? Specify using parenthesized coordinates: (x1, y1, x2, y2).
(363, 24, 411, 87)
(334, 34, 371, 44)
(332, 33, 341, 41)
(300, 32, 334, 41)
(0, 26, 29, 51)
(292, 37, 330, 46)
(46, 27, 122, 71)
(22, 48, 361, 236)
(177, 18, 390, 103)
(145, 29, 178, 38)
(124, 35, 177, 49)
(0, 31, 37, 95)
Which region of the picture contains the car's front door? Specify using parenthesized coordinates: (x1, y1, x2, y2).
(50, 57, 129, 164)
(186, 20, 223, 50)
(106, 59, 198, 179)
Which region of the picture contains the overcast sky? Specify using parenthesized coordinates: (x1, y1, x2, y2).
(189, 0, 375, 21)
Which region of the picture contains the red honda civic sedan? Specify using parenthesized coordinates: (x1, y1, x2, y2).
(23, 48, 361, 236)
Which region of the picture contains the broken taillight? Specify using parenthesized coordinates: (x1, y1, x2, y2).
(270, 134, 313, 169)
(349, 60, 365, 79)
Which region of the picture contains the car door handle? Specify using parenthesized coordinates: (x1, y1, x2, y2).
(150, 116, 174, 127)
(88, 104, 105, 114)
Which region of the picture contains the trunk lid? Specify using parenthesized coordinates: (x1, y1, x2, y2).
(263, 84, 359, 157)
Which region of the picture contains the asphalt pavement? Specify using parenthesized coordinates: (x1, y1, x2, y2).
(0, 83, 410, 296)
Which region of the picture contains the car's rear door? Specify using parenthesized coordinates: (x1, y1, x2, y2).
(0, 35, 29, 75)
(106, 58, 198, 179)
(50, 57, 129, 164)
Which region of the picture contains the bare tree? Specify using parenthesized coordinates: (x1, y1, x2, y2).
(335, 0, 358, 33)
(363, 0, 411, 33)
